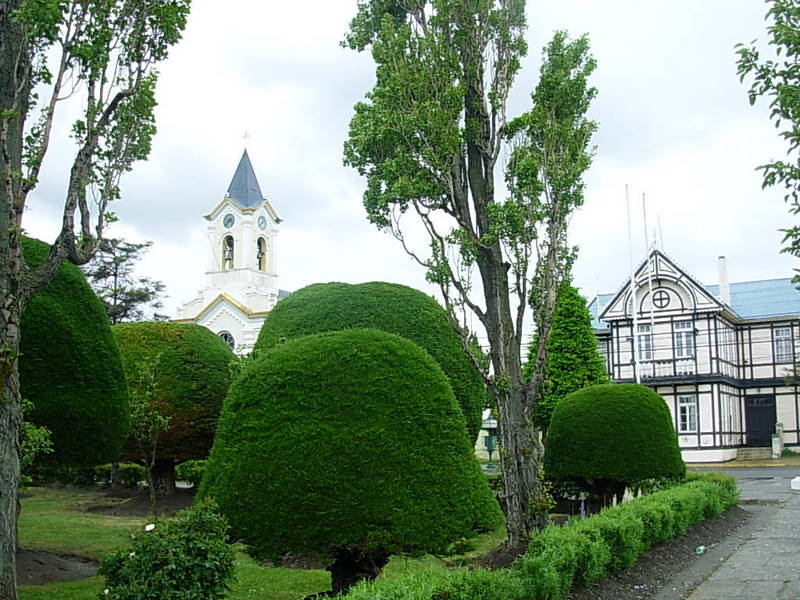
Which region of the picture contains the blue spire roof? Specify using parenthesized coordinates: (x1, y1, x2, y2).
(226, 150, 264, 209)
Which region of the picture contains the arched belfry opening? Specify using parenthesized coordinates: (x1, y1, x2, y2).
(257, 237, 267, 271)
(222, 235, 235, 269)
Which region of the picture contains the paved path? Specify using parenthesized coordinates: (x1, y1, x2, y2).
(656, 473, 800, 600)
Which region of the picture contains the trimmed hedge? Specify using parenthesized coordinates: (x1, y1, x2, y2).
(20, 237, 130, 466)
(254, 281, 485, 442)
(200, 328, 502, 566)
(113, 322, 234, 463)
(341, 472, 739, 600)
(545, 383, 685, 501)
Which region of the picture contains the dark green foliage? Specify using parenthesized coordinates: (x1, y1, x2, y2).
(113, 322, 233, 464)
(95, 463, 146, 488)
(20, 237, 130, 467)
(525, 281, 608, 431)
(736, 1, 800, 272)
(341, 473, 738, 600)
(254, 281, 485, 442)
(175, 459, 206, 488)
(544, 383, 685, 501)
(98, 498, 235, 600)
(201, 328, 502, 566)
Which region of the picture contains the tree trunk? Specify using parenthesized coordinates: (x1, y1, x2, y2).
(1, 1, 29, 596)
(0, 361, 22, 600)
(326, 547, 389, 596)
(150, 458, 176, 497)
(495, 382, 549, 549)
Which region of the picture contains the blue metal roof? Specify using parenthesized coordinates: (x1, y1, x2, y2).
(588, 278, 800, 330)
(705, 278, 800, 319)
(226, 149, 265, 209)
(588, 293, 614, 330)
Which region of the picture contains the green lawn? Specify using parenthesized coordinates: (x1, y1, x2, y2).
(17, 487, 504, 600)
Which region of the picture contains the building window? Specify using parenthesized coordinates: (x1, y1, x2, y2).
(256, 237, 267, 271)
(219, 331, 235, 350)
(678, 394, 698, 433)
(222, 235, 235, 269)
(637, 323, 652, 361)
(673, 321, 695, 359)
(774, 327, 793, 364)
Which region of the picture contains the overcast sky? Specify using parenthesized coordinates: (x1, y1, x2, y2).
(24, 0, 798, 336)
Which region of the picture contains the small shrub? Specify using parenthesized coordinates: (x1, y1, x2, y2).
(176, 459, 206, 487)
(98, 498, 235, 600)
(571, 510, 644, 574)
(545, 383, 685, 507)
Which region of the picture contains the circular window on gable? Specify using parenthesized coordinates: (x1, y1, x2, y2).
(219, 331, 235, 350)
(652, 289, 671, 309)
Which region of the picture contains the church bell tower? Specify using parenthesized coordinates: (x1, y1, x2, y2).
(175, 150, 284, 352)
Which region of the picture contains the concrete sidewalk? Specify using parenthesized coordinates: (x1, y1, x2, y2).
(655, 473, 800, 600)
(688, 453, 800, 469)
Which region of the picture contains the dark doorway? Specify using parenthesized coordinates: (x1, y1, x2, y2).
(745, 396, 777, 447)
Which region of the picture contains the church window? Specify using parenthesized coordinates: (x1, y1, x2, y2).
(222, 235, 235, 269)
(257, 237, 267, 271)
(219, 331, 235, 350)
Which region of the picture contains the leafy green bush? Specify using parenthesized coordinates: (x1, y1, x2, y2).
(28, 464, 99, 486)
(545, 383, 685, 506)
(113, 322, 234, 493)
(201, 328, 501, 594)
(254, 281, 486, 442)
(339, 473, 738, 600)
(176, 459, 206, 487)
(98, 498, 235, 600)
(20, 237, 130, 467)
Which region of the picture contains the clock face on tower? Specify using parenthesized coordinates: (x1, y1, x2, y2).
(223, 214, 235, 228)
(257, 215, 267, 230)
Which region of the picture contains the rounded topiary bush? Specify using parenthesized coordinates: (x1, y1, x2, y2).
(113, 322, 234, 494)
(254, 281, 485, 442)
(201, 328, 502, 595)
(544, 383, 685, 506)
(20, 237, 130, 467)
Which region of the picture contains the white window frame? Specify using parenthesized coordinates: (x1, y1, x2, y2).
(673, 321, 695, 359)
(637, 323, 653, 361)
(678, 394, 698, 434)
(774, 327, 794, 364)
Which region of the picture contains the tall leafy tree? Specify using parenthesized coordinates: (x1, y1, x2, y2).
(524, 281, 608, 435)
(83, 238, 166, 324)
(736, 0, 800, 272)
(344, 2, 597, 547)
(0, 1, 189, 596)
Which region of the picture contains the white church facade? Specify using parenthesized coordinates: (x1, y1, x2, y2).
(590, 250, 800, 463)
(175, 150, 289, 352)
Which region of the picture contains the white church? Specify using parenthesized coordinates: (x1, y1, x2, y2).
(175, 150, 289, 352)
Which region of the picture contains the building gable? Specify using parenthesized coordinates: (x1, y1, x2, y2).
(599, 250, 723, 323)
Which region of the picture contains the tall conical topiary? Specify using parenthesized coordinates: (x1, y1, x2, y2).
(525, 281, 608, 433)
(20, 237, 130, 467)
(113, 322, 234, 495)
(254, 281, 486, 442)
(544, 383, 686, 507)
(201, 328, 502, 595)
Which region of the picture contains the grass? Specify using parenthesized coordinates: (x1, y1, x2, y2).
(17, 486, 504, 600)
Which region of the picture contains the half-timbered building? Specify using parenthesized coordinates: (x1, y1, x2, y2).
(589, 250, 800, 462)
